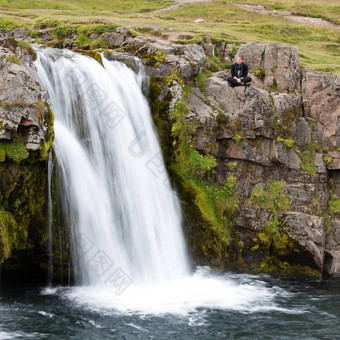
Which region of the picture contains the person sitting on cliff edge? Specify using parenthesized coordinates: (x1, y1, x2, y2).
(227, 54, 252, 88)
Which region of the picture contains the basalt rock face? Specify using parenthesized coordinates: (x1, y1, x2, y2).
(0, 38, 54, 281)
(147, 39, 340, 278)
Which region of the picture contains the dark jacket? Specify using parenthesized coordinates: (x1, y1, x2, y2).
(231, 62, 248, 79)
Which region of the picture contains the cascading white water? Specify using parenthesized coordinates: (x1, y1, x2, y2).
(35, 49, 190, 287)
(36, 49, 281, 315)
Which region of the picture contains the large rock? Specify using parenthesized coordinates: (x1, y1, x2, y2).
(205, 77, 275, 138)
(102, 32, 125, 48)
(236, 42, 265, 71)
(0, 38, 54, 279)
(324, 219, 340, 277)
(302, 69, 340, 147)
(101, 26, 131, 49)
(0, 29, 8, 39)
(280, 212, 325, 269)
(187, 90, 217, 124)
(236, 42, 301, 93)
(124, 37, 206, 81)
(9, 28, 27, 41)
(264, 43, 301, 93)
(0, 39, 53, 151)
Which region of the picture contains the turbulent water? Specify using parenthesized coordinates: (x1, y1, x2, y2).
(0, 274, 339, 339)
(0, 49, 338, 339)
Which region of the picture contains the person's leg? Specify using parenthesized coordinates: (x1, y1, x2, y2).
(227, 77, 239, 87)
(243, 76, 252, 85)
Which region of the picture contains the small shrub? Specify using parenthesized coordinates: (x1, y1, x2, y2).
(17, 41, 37, 60)
(90, 37, 109, 49)
(253, 65, 265, 79)
(155, 49, 167, 62)
(328, 191, 340, 214)
(195, 71, 207, 92)
(76, 33, 91, 49)
(323, 156, 333, 167)
(283, 138, 296, 150)
(0, 143, 29, 163)
(216, 111, 227, 123)
(33, 18, 61, 29)
(300, 150, 316, 176)
(207, 56, 226, 72)
(6, 55, 21, 65)
(0, 149, 6, 162)
(53, 24, 74, 40)
(232, 134, 242, 141)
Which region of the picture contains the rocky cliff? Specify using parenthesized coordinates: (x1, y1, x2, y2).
(0, 37, 54, 280)
(134, 37, 340, 278)
(1, 27, 340, 279)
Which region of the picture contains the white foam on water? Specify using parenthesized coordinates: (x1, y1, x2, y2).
(37, 311, 54, 318)
(40, 287, 58, 295)
(60, 268, 296, 316)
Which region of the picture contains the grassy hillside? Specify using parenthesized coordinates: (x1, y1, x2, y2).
(0, 0, 339, 73)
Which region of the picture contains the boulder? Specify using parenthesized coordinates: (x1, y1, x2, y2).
(0, 29, 8, 39)
(280, 212, 325, 269)
(0, 39, 52, 151)
(101, 32, 125, 48)
(236, 42, 265, 71)
(9, 28, 27, 41)
(187, 91, 217, 124)
(163, 54, 199, 80)
(220, 42, 233, 60)
(302, 69, 340, 147)
(236, 43, 301, 93)
(101, 26, 131, 49)
(264, 43, 301, 93)
(63, 38, 78, 50)
(324, 219, 340, 276)
(202, 43, 214, 57)
(205, 77, 275, 138)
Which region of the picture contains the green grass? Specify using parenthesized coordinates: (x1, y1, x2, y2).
(227, 0, 340, 24)
(6, 55, 21, 65)
(0, 0, 339, 74)
(0, 0, 173, 12)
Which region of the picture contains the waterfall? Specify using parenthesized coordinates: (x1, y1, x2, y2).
(47, 151, 53, 286)
(35, 49, 190, 288)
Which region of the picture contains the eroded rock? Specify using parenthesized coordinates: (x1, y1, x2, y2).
(0, 39, 53, 151)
